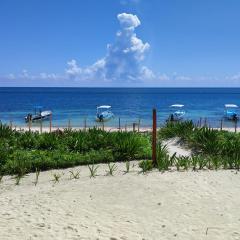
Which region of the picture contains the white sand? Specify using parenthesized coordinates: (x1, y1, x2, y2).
(163, 138, 192, 157)
(1, 161, 240, 240)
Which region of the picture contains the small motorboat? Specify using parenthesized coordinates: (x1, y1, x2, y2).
(25, 106, 52, 123)
(168, 104, 186, 122)
(96, 105, 114, 122)
(224, 104, 238, 121)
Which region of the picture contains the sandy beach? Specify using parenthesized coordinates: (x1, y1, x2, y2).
(1, 159, 240, 240)
(11, 125, 240, 134)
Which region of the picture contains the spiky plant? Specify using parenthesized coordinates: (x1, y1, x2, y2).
(156, 143, 173, 171)
(107, 163, 117, 176)
(0, 174, 3, 183)
(191, 155, 199, 171)
(124, 161, 130, 174)
(69, 170, 80, 179)
(139, 160, 153, 174)
(88, 164, 98, 178)
(34, 168, 40, 186)
(208, 155, 221, 170)
(52, 173, 61, 183)
(198, 155, 208, 170)
(175, 156, 190, 171)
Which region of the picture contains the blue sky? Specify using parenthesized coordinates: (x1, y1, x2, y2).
(0, 0, 240, 87)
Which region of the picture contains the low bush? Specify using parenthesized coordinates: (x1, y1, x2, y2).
(0, 124, 151, 175)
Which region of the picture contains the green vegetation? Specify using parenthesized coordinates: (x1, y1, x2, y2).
(139, 160, 153, 173)
(52, 173, 61, 183)
(0, 124, 151, 175)
(0, 174, 3, 183)
(158, 121, 240, 171)
(88, 164, 98, 178)
(2, 120, 240, 177)
(34, 168, 40, 186)
(106, 163, 117, 176)
(124, 161, 130, 173)
(69, 170, 80, 179)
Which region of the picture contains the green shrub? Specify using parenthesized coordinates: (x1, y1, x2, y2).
(139, 160, 153, 173)
(156, 143, 174, 171)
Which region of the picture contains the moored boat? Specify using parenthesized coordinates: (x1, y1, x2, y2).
(224, 104, 238, 121)
(96, 105, 114, 122)
(25, 106, 52, 123)
(168, 104, 186, 122)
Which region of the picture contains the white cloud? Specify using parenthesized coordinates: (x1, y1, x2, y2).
(66, 60, 82, 76)
(65, 12, 151, 83)
(117, 13, 140, 29)
(3, 12, 238, 87)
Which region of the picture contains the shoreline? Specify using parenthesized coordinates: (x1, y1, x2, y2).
(8, 125, 240, 133)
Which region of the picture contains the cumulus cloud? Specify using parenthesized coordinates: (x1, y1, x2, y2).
(65, 13, 151, 83)
(3, 12, 235, 87)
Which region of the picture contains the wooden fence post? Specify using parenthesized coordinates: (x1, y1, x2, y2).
(234, 120, 237, 133)
(200, 117, 202, 128)
(28, 119, 32, 132)
(133, 123, 136, 132)
(138, 118, 140, 132)
(84, 117, 87, 131)
(49, 114, 52, 133)
(220, 118, 223, 131)
(204, 118, 207, 127)
(118, 117, 121, 130)
(125, 123, 127, 132)
(68, 119, 71, 130)
(152, 109, 157, 166)
(40, 119, 42, 133)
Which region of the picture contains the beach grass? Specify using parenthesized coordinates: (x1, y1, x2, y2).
(34, 168, 40, 186)
(69, 170, 80, 179)
(106, 163, 117, 176)
(124, 161, 130, 173)
(158, 121, 240, 171)
(52, 173, 61, 183)
(2, 121, 240, 177)
(88, 164, 98, 178)
(0, 124, 151, 175)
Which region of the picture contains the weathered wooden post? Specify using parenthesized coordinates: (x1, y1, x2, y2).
(68, 119, 71, 130)
(118, 117, 121, 130)
(84, 117, 87, 131)
(204, 118, 207, 127)
(133, 122, 136, 132)
(138, 118, 140, 132)
(199, 117, 202, 128)
(10, 120, 13, 130)
(28, 119, 32, 132)
(152, 109, 157, 166)
(40, 118, 43, 133)
(49, 113, 52, 133)
(102, 121, 105, 131)
(220, 118, 223, 131)
(234, 120, 237, 133)
(125, 123, 127, 132)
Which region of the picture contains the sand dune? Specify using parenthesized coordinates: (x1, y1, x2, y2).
(1, 161, 240, 240)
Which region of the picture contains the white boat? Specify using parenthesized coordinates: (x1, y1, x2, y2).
(168, 104, 186, 121)
(25, 106, 52, 122)
(224, 104, 238, 121)
(96, 105, 114, 122)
